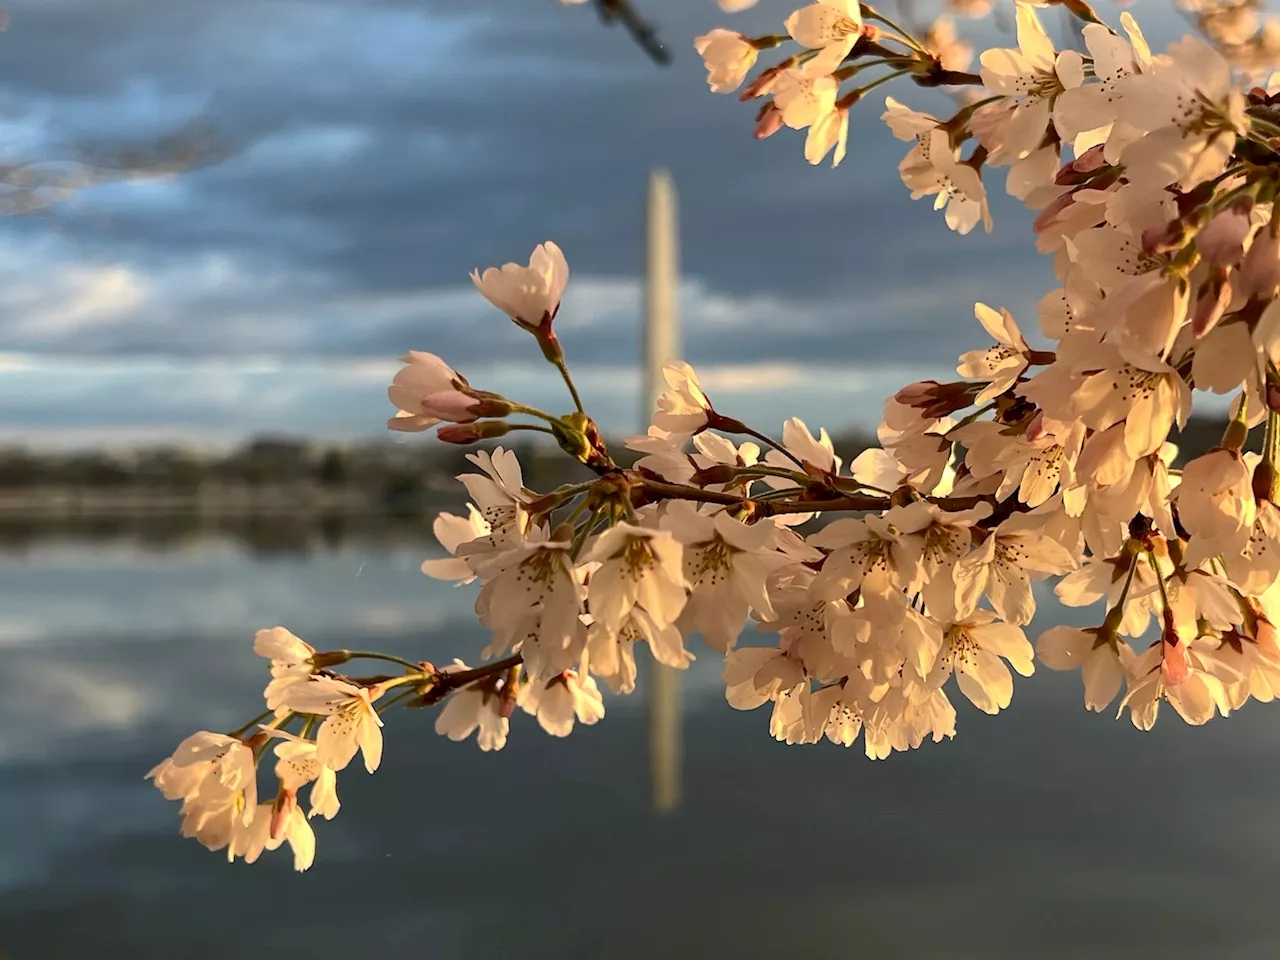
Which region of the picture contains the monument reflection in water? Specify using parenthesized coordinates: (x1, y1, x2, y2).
(3, 521, 1280, 958)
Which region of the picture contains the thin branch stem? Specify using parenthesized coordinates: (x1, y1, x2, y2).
(730, 423, 806, 468)
(554, 358, 586, 415)
(863, 7, 927, 52)
(344, 651, 422, 672)
(227, 709, 274, 739)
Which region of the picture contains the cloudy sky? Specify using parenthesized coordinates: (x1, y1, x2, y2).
(0, 0, 1193, 448)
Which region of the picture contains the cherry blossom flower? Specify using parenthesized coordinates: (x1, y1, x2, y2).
(1070, 346, 1192, 457)
(1222, 499, 1280, 596)
(456, 447, 532, 550)
(435, 673, 511, 752)
(589, 606, 692, 693)
(148, 731, 259, 824)
(694, 29, 758, 94)
(1177, 447, 1257, 545)
(582, 523, 689, 633)
(275, 677, 386, 774)
(1036, 625, 1135, 710)
(1116, 36, 1247, 191)
(923, 17, 972, 73)
(808, 513, 904, 601)
(805, 106, 849, 167)
(1052, 17, 1151, 148)
(927, 610, 1036, 714)
(954, 520, 1077, 625)
(772, 70, 838, 130)
(625, 427, 697, 483)
(471, 242, 569, 333)
(887, 499, 991, 620)
(254, 626, 318, 712)
(766, 417, 841, 477)
(957, 303, 1032, 403)
(386, 351, 473, 432)
(518, 668, 605, 736)
(785, 0, 862, 77)
(477, 539, 584, 658)
(651, 361, 714, 441)
(1118, 639, 1237, 729)
(979, 4, 1084, 162)
(420, 505, 490, 583)
(902, 130, 993, 235)
(723, 643, 807, 710)
(266, 800, 317, 872)
(666, 504, 800, 651)
(270, 730, 341, 821)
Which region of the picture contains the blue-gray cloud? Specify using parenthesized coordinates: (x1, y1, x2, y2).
(0, 0, 1188, 442)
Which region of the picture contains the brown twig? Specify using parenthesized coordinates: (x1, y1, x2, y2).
(594, 0, 670, 64)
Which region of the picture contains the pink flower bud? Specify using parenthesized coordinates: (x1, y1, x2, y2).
(1240, 229, 1280, 299)
(893, 380, 979, 417)
(436, 421, 512, 445)
(271, 789, 297, 841)
(1196, 200, 1253, 267)
(1161, 638, 1190, 686)
(1054, 145, 1106, 185)
(1192, 269, 1232, 338)
(1161, 611, 1189, 686)
(754, 102, 783, 139)
(1025, 410, 1046, 442)
(894, 380, 943, 405)
(740, 61, 789, 101)
(420, 389, 482, 423)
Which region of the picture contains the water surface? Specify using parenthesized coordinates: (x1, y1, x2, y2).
(2, 531, 1279, 959)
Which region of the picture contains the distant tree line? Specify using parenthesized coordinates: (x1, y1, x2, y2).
(0, 416, 1235, 505)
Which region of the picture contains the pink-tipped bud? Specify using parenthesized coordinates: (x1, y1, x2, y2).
(270, 789, 297, 841)
(754, 102, 783, 139)
(437, 421, 512, 444)
(893, 380, 978, 418)
(895, 380, 944, 405)
(1191, 269, 1232, 338)
(1160, 612, 1190, 686)
(419, 389, 480, 423)
(740, 61, 790, 100)
(1240, 229, 1280, 299)
(420, 390, 512, 423)
(1025, 410, 1047, 442)
(1196, 199, 1253, 267)
(1053, 144, 1106, 184)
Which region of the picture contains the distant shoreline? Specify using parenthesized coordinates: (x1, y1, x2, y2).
(0, 485, 458, 517)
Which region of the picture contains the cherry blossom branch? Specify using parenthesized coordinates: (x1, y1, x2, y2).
(593, 0, 669, 65)
(425, 654, 524, 695)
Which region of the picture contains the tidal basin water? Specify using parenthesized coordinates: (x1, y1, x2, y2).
(3, 529, 1280, 958)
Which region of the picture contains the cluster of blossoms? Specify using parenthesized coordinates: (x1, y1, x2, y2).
(153, 0, 1280, 870)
